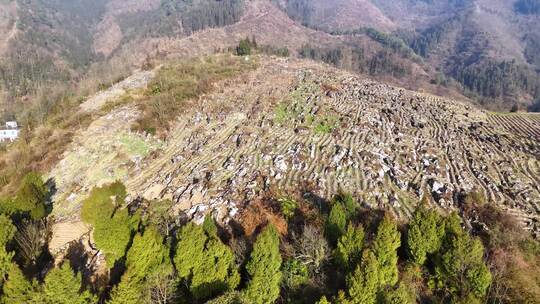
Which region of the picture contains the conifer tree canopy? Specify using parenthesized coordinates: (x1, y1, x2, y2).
(372, 215, 401, 287)
(43, 262, 95, 304)
(406, 206, 445, 265)
(335, 223, 365, 270)
(346, 249, 379, 304)
(174, 219, 239, 300)
(244, 224, 282, 304)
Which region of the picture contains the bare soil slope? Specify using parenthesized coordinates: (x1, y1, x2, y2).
(49, 55, 540, 253)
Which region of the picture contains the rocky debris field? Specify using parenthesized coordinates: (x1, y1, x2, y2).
(50, 56, 540, 249)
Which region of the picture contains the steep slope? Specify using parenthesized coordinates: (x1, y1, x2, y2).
(0, 0, 247, 101)
(0, 0, 17, 56)
(0, 0, 109, 97)
(92, 0, 161, 57)
(1, 0, 538, 113)
(107, 0, 436, 101)
(277, 0, 396, 31)
(278, 0, 540, 109)
(48, 55, 540, 252)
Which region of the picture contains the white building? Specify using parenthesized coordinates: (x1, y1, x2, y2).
(0, 121, 20, 143)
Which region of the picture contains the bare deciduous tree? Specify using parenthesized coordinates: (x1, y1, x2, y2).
(15, 219, 51, 266)
(147, 273, 178, 304)
(293, 224, 330, 273)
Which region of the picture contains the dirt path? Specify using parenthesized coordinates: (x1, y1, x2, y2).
(80, 69, 155, 112)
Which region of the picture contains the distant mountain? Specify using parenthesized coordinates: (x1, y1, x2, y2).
(0, 0, 539, 114)
(278, 0, 540, 109)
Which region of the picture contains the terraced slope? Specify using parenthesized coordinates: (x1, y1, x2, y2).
(120, 57, 539, 234)
(49, 56, 540, 246)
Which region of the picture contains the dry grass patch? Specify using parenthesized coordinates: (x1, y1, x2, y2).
(133, 54, 258, 137)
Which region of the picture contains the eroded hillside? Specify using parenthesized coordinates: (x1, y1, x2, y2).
(48, 54, 540, 252)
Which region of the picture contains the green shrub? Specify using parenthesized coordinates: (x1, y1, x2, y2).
(236, 38, 252, 56)
(282, 259, 309, 289)
(313, 116, 338, 134)
(278, 197, 298, 219)
(81, 181, 126, 224)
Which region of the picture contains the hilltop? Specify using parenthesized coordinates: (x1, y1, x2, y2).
(37, 54, 539, 251)
(0, 51, 538, 303)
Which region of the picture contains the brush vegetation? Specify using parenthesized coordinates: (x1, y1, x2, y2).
(0, 180, 538, 303)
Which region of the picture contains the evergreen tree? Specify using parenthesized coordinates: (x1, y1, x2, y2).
(334, 193, 357, 216)
(1, 263, 40, 304)
(174, 219, 239, 300)
(326, 202, 348, 245)
(372, 215, 401, 287)
(335, 224, 365, 270)
(380, 283, 415, 304)
(244, 224, 282, 304)
(43, 262, 95, 304)
(316, 296, 331, 304)
(406, 205, 445, 265)
(125, 226, 172, 280)
(2, 172, 49, 220)
(203, 214, 219, 236)
(206, 291, 248, 304)
(236, 38, 251, 56)
(107, 279, 142, 304)
(81, 183, 133, 266)
(0, 215, 16, 286)
(346, 250, 379, 304)
(433, 223, 492, 302)
(109, 226, 173, 304)
(0, 215, 16, 245)
(93, 208, 132, 266)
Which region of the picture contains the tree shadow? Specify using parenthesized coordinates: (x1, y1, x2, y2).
(44, 177, 57, 216)
(65, 240, 101, 292)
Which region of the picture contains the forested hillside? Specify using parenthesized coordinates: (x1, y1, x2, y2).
(0, 177, 538, 303)
(0, 1, 539, 303)
(0, 0, 248, 122)
(275, 0, 540, 110)
(1, 0, 539, 115)
(0, 40, 539, 302)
